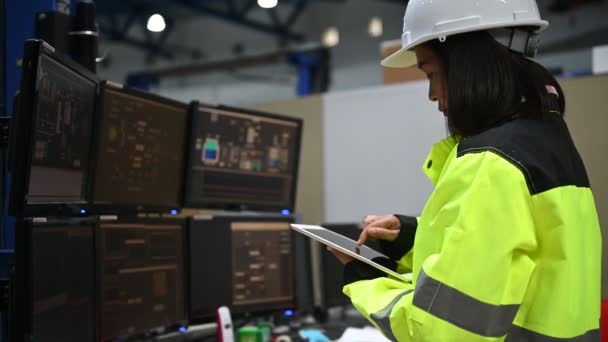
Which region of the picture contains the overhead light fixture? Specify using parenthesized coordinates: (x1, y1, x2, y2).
(146, 14, 166, 32)
(369, 16, 383, 37)
(322, 27, 340, 48)
(258, 0, 278, 9)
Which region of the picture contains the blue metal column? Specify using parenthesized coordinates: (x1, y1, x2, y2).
(2, 2, 60, 338)
(286, 52, 320, 97)
(4, 0, 59, 248)
(1, 0, 5, 120)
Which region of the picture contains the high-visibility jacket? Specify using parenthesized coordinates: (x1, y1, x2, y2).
(343, 114, 602, 341)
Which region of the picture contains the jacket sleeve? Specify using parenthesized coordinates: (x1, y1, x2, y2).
(379, 215, 417, 274)
(343, 151, 538, 342)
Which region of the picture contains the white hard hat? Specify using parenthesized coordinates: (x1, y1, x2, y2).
(382, 0, 549, 68)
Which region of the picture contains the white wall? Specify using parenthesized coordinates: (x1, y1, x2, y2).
(536, 49, 591, 74)
(593, 45, 608, 75)
(322, 81, 447, 223)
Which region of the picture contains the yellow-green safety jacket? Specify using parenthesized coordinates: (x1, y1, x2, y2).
(343, 115, 602, 341)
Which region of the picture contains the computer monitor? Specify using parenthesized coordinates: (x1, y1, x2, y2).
(11, 217, 97, 342)
(318, 223, 380, 309)
(98, 218, 186, 340)
(188, 215, 304, 322)
(91, 81, 189, 213)
(184, 105, 302, 212)
(10, 39, 98, 216)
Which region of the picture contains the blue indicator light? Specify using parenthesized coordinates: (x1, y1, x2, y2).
(179, 327, 187, 333)
(170, 209, 178, 215)
(284, 309, 294, 317)
(80, 209, 86, 214)
(281, 209, 290, 216)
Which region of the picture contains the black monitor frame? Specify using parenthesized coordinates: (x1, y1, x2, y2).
(96, 216, 188, 341)
(9, 39, 99, 217)
(11, 216, 98, 342)
(184, 104, 303, 213)
(187, 214, 303, 323)
(89, 81, 191, 215)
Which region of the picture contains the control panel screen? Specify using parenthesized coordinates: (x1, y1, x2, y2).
(186, 107, 301, 210)
(93, 86, 187, 208)
(231, 222, 294, 306)
(28, 54, 96, 203)
(31, 222, 95, 341)
(100, 221, 185, 339)
(188, 218, 296, 321)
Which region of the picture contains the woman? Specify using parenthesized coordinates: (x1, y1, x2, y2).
(330, 0, 602, 341)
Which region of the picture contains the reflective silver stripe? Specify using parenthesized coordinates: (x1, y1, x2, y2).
(506, 326, 600, 341)
(369, 290, 413, 342)
(412, 269, 519, 337)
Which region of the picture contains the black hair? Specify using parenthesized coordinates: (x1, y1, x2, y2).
(427, 30, 565, 137)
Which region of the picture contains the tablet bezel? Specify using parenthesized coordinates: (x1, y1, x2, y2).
(290, 224, 410, 283)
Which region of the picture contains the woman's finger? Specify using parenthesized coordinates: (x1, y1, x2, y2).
(328, 247, 353, 264)
(362, 215, 379, 226)
(366, 227, 400, 241)
(357, 227, 369, 246)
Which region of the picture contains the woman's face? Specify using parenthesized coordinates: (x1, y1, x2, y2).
(415, 45, 448, 115)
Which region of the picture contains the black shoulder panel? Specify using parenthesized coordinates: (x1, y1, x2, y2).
(457, 115, 590, 195)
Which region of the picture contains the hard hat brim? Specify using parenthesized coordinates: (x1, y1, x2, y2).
(381, 47, 417, 68)
(381, 19, 549, 68)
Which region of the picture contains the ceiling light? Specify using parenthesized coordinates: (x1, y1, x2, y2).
(258, 0, 278, 9)
(322, 27, 340, 48)
(369, 16, 383, 37)
(146, 14, 166, 32)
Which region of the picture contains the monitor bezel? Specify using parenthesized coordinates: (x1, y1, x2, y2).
(89, 81, 190, 215)
(12, 216, 99, 342)
(96, 216, 188, 341)
(9, 39, 100, 218)
(183, 104, 303, 213)
(187, 214, 298, 323)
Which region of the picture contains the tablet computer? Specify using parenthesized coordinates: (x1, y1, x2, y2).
(290, 224, 411, 283)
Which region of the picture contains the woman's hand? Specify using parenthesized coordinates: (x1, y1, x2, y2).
(328, 247, 354, 265)
(357, 215, 401, 245)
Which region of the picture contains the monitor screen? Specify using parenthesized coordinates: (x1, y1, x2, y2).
(319, 224, 380, 309)
(184, 106, 302, 211)
(232, 222, 294, 306)
(99, 219, 186, 340)
(189, 217, 296, 321)
(31, 219, 96, 342)
(93, 83, 188, 210)
(27, 52, 96, 204)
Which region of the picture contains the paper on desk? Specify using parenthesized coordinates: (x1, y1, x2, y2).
(337, 326, 390, 342)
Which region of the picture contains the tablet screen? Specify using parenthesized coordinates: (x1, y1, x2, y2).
(294, 225, 386, 260)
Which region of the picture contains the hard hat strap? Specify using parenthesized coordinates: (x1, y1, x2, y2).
(489, 28, 540, 58)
